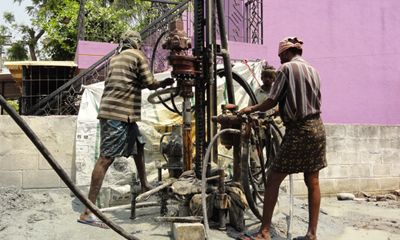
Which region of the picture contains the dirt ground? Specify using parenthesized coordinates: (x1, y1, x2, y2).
(0, 185, 399, 240)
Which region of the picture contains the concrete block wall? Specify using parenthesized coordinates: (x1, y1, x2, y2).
(282, 124, 400, 197)
(0, 116, 77, 190)
(0, 116, 399, 197)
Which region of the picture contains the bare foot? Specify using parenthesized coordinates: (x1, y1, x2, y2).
(237, 232, 271, 240)
(142, 183, 154, 193)
(293, 236, 317, 240)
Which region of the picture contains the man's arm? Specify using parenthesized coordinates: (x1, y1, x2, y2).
(238, 98, 277, 116)
(147, 78, 174, 90)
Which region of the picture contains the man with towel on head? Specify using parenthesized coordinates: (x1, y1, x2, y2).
(78, 31, 174, 229)
(237, 37, 327, 240)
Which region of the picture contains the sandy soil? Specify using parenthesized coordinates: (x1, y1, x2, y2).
(0, 185, 399, 240)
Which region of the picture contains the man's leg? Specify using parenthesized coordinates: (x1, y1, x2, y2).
(133, 142, 153, 192)
(300, 170, 321, 240)
(238, 171, 287, 240)
(79, 156, 114, 228)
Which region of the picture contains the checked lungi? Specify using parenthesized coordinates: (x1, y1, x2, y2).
(270, 114, 327, 174)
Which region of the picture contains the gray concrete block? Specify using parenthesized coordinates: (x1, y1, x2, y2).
(0, 170, 22, 188)
(359, 125, 379, 139)
(291, 172, 304, 180)
(382, 150, 400, 164)
(380, 178, 399, 191)
(38, 152, 74, 170)
(0, 116, 26, 134)
(319, 179, 337, 195)
(23, 170, 60, 189)
(319, 167, 327, 179)
(358, 178, 380, 192)
(360, 152, 382, 164)
(349, 164, 371, 178)
(380, 125, 400, 139)
(326, 125, 346, 138)
(292, 179, 308, 196)
(391, 139, 400, 150)
(337, 151, 359, 165)
(379, 139, 392, 150)
(0, 151, 38, 170)
(372, 165, 391, 176)
(336, 179, 357, 193)
(392, 164, 400, 177)
(172, 223, 205, 240)
(363, 139, 382, 153)
(325, 165, 348, 179)
(345, 124, 361, 138)
(326, 137, 346, 152)
(326, 151, 338, 165)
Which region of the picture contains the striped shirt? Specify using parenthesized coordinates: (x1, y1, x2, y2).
(98, 49, 154, 123)
(268, 57, 322, 124)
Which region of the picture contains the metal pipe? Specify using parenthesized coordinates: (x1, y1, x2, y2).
(0, 94, 140, 240)
(218, 168, 226, 231)
(201, 128, 241, 240)
(182, 98, 193, 171)
(216, 0, 235, 105)
(287, 174, 294, 240)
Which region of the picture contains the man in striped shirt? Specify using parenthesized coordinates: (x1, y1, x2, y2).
(79, 31, 173, 229)
(238, 37, 327, 240)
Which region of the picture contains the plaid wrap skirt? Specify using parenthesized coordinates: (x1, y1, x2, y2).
(270, 114, 327, 174)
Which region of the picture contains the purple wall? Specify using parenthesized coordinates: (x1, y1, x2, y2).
(252, 0, 400, 125)
(75, 1, 400, 125)
(75, 41, 118, 70)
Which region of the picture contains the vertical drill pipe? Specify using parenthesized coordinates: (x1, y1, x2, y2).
(206, 0, 219, 166)
(182, 98, 192, 171)
(0, 94, 139, 240)
(232, 134, 242, 182)
(218, 169, 226, 231)
(201, 128, 241, 240)
(216, 0, 235, 104)
(183, 127, 192, 171)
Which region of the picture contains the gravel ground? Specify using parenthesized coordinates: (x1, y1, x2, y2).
(1, 185, 399, 240)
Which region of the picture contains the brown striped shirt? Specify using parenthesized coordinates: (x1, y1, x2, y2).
(98, 49, 154, 123)
(268, 57, 322, 124)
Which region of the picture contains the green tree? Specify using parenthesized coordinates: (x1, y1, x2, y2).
(3, 0, 173, 61)
(36, 0, 157, 60)
(1, 9, 45, 61)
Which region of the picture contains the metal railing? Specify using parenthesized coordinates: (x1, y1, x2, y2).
(24, 0, 263, 116)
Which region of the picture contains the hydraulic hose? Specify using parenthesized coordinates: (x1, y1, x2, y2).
(216, 69, 258, 107)
(0, 94, 140, 240)
(201, 128, 241, 240)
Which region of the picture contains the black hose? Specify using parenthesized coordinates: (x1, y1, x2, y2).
(217, 69, 258, 106)
(0, 94, 140, 240)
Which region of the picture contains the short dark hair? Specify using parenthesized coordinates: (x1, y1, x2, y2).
(287, 38, 303, 56)
(261, 69, 276, 79)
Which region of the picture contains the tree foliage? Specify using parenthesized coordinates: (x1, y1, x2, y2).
(2, 0, 171, 61)
(36, 0, 156, 60)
